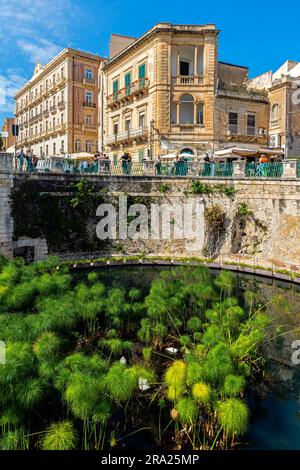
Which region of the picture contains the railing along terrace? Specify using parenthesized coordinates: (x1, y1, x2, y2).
(11, 157, 296, 179)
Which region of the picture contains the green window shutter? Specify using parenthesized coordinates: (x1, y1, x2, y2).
(138, 64, 146, 79)
(113, 80, 118, 99)
(125, 73, 131, 87)
(138, 149, 144, 163)
(125, 73, 131, 96)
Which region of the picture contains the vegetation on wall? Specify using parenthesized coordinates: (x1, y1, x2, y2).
(0, 258, 272, 450)
(191, 181, 236, 198)
(10, 180, 108, 252)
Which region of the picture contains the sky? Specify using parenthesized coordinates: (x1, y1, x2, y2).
(0, 0, 299, 127)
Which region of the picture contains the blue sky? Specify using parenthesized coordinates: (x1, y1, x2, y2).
(0, 0, 299, 127)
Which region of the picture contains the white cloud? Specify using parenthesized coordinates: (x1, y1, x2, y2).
(17, 38, 62, 64)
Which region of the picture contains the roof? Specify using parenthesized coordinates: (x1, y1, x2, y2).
(218, 61, 249, 70)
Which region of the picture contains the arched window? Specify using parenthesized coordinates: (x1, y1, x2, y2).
(180, 94, 194, 124)
(271, 103, 279, 120)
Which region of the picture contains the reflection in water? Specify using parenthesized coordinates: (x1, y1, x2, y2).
(88, 265, 300, 450)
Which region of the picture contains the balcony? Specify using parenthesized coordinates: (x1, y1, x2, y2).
(270, 118, 281, 128)
(83, 77, 96, 86)
(172, 75, 204, 85)
(50, 105, 57, 114)
(83, 101, 96, 108)
(107, 78, 149, 107)
(82, 124, 97, 134)
(55, 123, 66, 133)
(106, 126, 148, 146)
(43, 109, 50, 118)
(57, 100, 66, 110)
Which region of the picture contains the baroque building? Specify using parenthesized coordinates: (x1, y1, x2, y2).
(1, 117, 15, 150)
(14, 49, 102, 156)
(103, 23, 270, 162)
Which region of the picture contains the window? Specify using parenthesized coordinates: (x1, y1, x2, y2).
(46, 144, 48, 156)
(125, 117, 131, 133)
(179, 94, 194, 125)
(271, 103, 279, 120)
(53, 74, 56, 84)
(61, 140, 64, 153)
(138, 149, 144, 162)
(86, 141, 92, 152)
(171, 102, 177, 124)
(76, 90, 80, 102)
(35, 126, 37, 135)
(139, 113, 145, 128)
(40, 124, 42, 133)
(228, 112, 238, 134)
(180, 60, 190, 76)
(113, 122, 118, 135)
(196, 103, 204, 125)
(85, 69, 93, 80)
(86, 115, 92, 125)
(45, 121, 48, 131)
(61, 67, 64, 78)
(61, 114, 64, 124)
(40, 147, 43, 157)
(75, 140, 81, 152)
(61, 90, 64, 101)
(125, 72, 131, 95)
(113, 79, 119, 99)
(247, 114, 256, 136)
(76, 113, 80, 124)
(85, 91, 92, 104)
(138, 64, 146, 87)
(53, 143, 56, 155)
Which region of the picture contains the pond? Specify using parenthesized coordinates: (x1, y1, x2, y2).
(91, 265, 300, 450)
(1, 259, 300, 451)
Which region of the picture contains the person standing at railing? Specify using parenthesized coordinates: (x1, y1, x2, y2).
(25, 150, 33, 171)
(17, 149, 25, 171)
(256, 154, 269, 177)
(32, 155, 38, 171)
(121, 152, 130, 175)
(155, 156, 162, 175)
(94, 152, 100, 173)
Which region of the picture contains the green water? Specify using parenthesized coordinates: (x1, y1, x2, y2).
(89, 265, 300, 450)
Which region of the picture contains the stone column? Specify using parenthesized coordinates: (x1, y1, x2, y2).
(194, 46, 198, 78)
(0, 153, 14, 260)
(176, 102, 180, 125)
(177, 47, 180, 77)
(282, 159, 298, 178)
(193, 102, 197, 125)
(232, 159, 246, 177)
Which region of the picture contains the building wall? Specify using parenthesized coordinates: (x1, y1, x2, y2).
(14, 49, 102, 157)
(103, 24, 219, 162)
(1, 118, 15, 150)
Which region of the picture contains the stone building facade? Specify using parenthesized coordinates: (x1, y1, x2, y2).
(249, 60, 300, 157)
(14, 49, 103, 157)
(103, 23, 271, 162)
(1, 117, 15, 150)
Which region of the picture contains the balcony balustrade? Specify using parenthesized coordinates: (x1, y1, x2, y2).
(107, 78, 149, 106)
(106, 126, 148, 145)
(172, 75, 204, 85)
(50, 105, 57, 114)
(83, 101, 96, 108)
(57, 100, 66, 110)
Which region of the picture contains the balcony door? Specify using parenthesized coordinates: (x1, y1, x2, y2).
(180, 60, 190, 76)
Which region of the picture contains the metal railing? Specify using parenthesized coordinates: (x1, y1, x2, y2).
(245, 162, 283, 178)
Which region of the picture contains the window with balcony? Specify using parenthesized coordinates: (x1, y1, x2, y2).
(113, 79, 119, 100)
(138, 64, 146, 87)
(247, 114, 256, 136)
(85, 91, 93, 104)
(86, 115, 92, 125)
(113, 122, 118, 136)
(228, 112, 238, 135)
(75, 140, 81, 152)
(139, 113, 145, 128)
(180, 60, 190, 76)
(85, 69, 93, 80)
(179, 94, 194, 125)
(125, 72, 131, 96)
(125, 118, 131, 133)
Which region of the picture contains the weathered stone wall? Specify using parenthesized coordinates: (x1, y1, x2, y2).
(1, 167, 300, 270)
